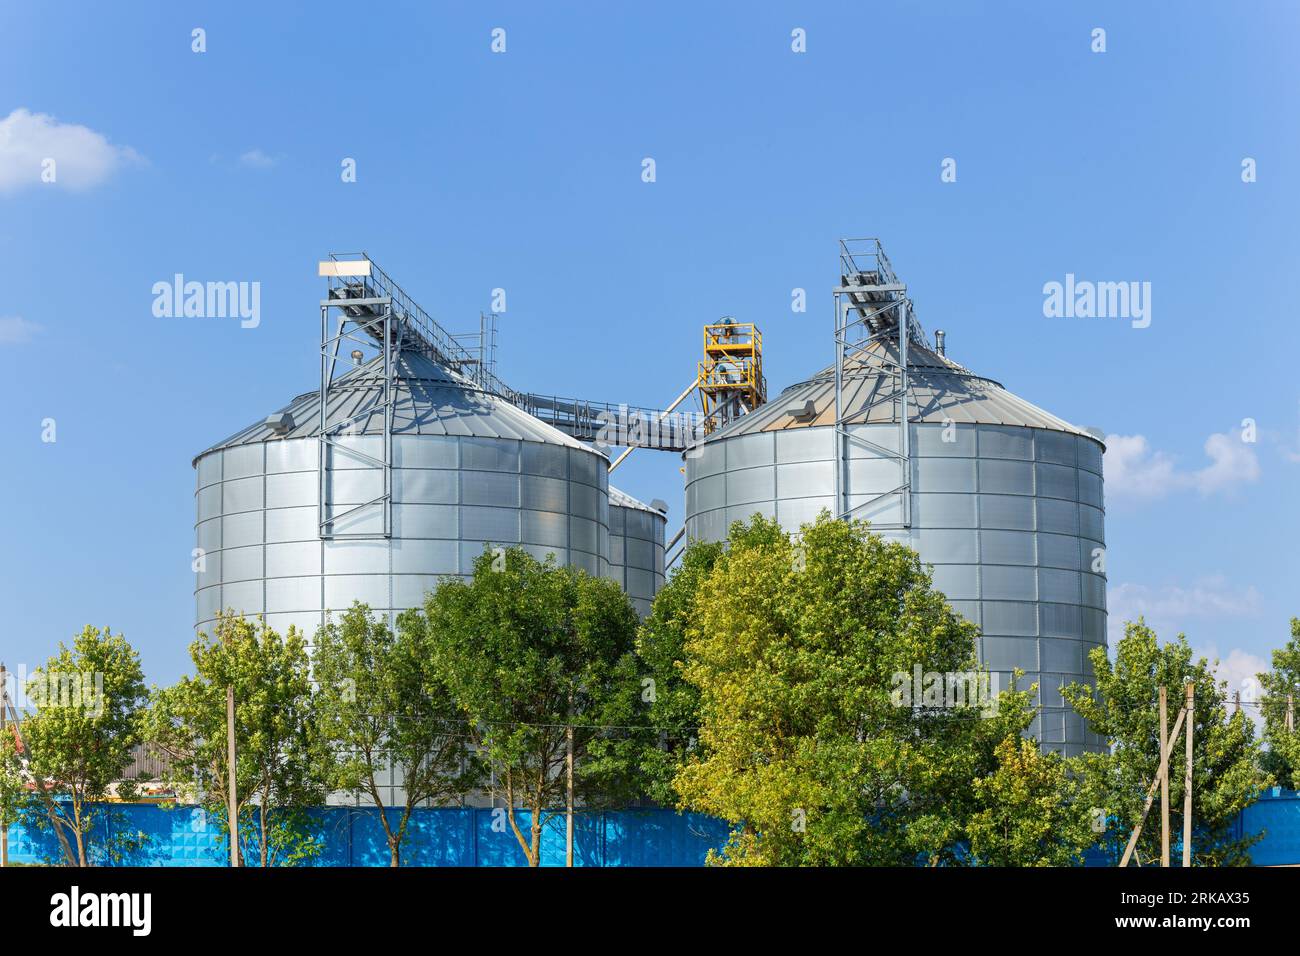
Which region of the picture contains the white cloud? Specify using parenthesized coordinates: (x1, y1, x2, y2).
(1193, 431, 1260, 493)
(1107, 575, 1262, 645)
(1102, 434, 1177, 499)
(0, 108, 141, 193)
(237, 148, 277, 169)
(1196, 644, 1268, 731)
(1104, 430, 1259, 500)
(0, 315, 40, 344)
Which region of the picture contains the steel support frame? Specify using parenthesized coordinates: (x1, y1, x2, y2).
(832, 239, 921, 531)
(318, 295, 395, 539)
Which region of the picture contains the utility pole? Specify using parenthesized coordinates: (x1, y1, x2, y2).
(1159, 686, 1170, 867)
(1120, 702, 1188, 867)
(1183, 681, 1194, 868)
(1287, 693, 1295, 734)
(227, 682, 238, 867)
(565, 690, 574, 868)
(0, 662, 8, 868)
(222, 628, 239, 869)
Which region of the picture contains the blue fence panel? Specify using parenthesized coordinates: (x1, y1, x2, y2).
(6, 814, 62, 864)
(474, 807, 530, 866)
(604, 810, 729, 867)
(1243, 788, 1300, 866)
(308, 808, 355, 867)
(471, 808, 602, 867)
(538, 811, 602, 867)
(112, 803, 223, 867)
(13, 795, 1299, 866)
(348, 808, 476, 867)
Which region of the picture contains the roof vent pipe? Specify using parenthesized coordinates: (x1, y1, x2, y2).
(934, 329, 946, 356)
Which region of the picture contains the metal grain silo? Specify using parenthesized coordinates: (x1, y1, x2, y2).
(682, 240, 1107, 756)
(194, 259, 614, 641)
(607, 487, 667, 617)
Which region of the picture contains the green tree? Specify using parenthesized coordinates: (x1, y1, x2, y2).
(634, 538, 725, 805)
(1062, 620, 1270, 866)
(1258, 618, 1300, 790)
(423, 548, 642, 866)
(146, 613, 332, 867)
(9, 627, 147, 866)
(0, 723, 21, 853)
(967, 736, 1096, 866)
(672, 513, 1035, 866)
(313, 602, 481, 866)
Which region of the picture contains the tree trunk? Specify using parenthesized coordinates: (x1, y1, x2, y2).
(42, 799, 77, 867)
(259, 803, 268, 868)
(373, 788, 399, 867)
(566, 697, 574, 868)
(227, 791, 240, 867)
(72, 800, 87, 867)
(503, 771, 537, 866)
(389, 806, 413, 868)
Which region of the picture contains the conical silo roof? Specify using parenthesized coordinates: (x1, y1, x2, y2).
(194, 350, 592, 463)
(709, 338, 1099, 443)
(608, 485, 664, 514)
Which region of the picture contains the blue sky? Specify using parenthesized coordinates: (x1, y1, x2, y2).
(1, 0, 1297, 693)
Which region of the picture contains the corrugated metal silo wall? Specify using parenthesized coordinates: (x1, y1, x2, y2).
(195, 435, 611, 641)
(607, 505, 667, 619)
(683, 422, 1107, 756)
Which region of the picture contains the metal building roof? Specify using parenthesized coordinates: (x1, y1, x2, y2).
(608, 485, 666, 516)
(710, 338, 1101, 444)
(195, 351, 594, 463)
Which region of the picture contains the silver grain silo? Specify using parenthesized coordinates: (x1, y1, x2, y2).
(682, 241, 1107, 756)
(607, 487, 667, 617)
(194, 344, 611, 642)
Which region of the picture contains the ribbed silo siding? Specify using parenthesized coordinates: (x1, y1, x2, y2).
(608, 504, 667, 618)
(683, 422, 1107, 757)
(195, 435, 610, 640)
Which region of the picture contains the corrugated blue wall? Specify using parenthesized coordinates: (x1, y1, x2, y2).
(1238, 788, 1300, 867)
(4, 805, 729, 867)
(11, 792, 1300, 866)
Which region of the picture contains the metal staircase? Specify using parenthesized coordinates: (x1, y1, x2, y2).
(832, 238, 926, 530)
(315, 253, 734, 540)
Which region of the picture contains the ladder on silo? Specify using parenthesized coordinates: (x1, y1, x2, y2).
(317, 257, 397, 539)
(831, 238, 927, 530)
(315, 251, 733, 533)
(318, 254, 547, 539)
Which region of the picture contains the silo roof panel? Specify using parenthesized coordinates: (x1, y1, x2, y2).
(609, 485, 664, 515)
(194, 351, 597, 462)
(711, 338, 1098, 442)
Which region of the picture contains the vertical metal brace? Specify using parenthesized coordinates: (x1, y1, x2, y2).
(832, 297, 845, 519)
(831, 238, 916, 531)
(318, 293, 395, 539)
(382, 304, 393, 537)
(898, 298, 912, 529)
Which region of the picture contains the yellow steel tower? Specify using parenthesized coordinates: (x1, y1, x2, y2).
(697, 317, 766, 434)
